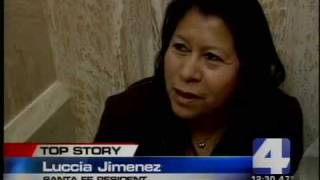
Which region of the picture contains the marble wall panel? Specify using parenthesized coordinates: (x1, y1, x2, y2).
(43, 0, 169, 141)
(4, 0, 57, 123)
(260, 0, 319, 148)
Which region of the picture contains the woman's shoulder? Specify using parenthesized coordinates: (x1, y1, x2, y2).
(245, 89, 303, 149)
(265, 89, 302, 117)
(271, 89, 300, 105)
(127, 76, 154, 90)
(101, 76, 170, 124)
(95, 77, 160, 142)
(237, 88, 302, 124)
(260, 89, 304, 173)
(105, 77, 157, 110)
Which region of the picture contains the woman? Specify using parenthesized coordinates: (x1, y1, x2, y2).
(95, 0, 303, 174)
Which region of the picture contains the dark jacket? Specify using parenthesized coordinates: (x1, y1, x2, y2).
(95, 77, 303, 174)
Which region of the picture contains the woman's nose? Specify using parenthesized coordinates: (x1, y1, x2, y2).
(179, 54, 202, 83)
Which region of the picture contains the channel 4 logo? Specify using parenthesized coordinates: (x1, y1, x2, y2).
(253, 138, 291, 175)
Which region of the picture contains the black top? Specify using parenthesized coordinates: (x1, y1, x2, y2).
(95, 76, 303, 174)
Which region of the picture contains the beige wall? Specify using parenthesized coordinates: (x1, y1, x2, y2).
(4, 0, 73, 142)
(4, 0, 57, 123)
(5, 0, 318, 150)
(259, 0, 319, 149)
(40, 0, 169, 142)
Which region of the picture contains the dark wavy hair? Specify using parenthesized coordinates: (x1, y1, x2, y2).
(154, 0, 285, 101)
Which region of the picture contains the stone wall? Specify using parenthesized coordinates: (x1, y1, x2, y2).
(259, 0, 319, 149)
(4, 0, 56, 123)
(40, 0, 170, 142)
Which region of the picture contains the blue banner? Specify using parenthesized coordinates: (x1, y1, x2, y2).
(5, 157, 252, 174)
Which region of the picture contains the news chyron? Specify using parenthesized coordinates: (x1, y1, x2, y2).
(4, 138, 293, 180)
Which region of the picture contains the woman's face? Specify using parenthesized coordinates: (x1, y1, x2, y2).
(164, 8, 240, 120)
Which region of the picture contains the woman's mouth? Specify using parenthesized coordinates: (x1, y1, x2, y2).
(173, 88, 202, 100)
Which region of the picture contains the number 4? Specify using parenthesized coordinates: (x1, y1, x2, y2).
(253, 138, 290, 174)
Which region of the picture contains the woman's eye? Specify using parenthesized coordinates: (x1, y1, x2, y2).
(173, 43, 189, 52)
(204, 52, 222, 62)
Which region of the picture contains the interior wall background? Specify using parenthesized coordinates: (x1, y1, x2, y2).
(6, 0, 318, 149)
(259, 0, 318, 149)
(40, 0, 171, 142)
(4, 0, 57, 124)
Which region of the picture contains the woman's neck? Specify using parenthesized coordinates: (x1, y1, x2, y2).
(188, 111, 227, 135)
(186, 112, 228, 156)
